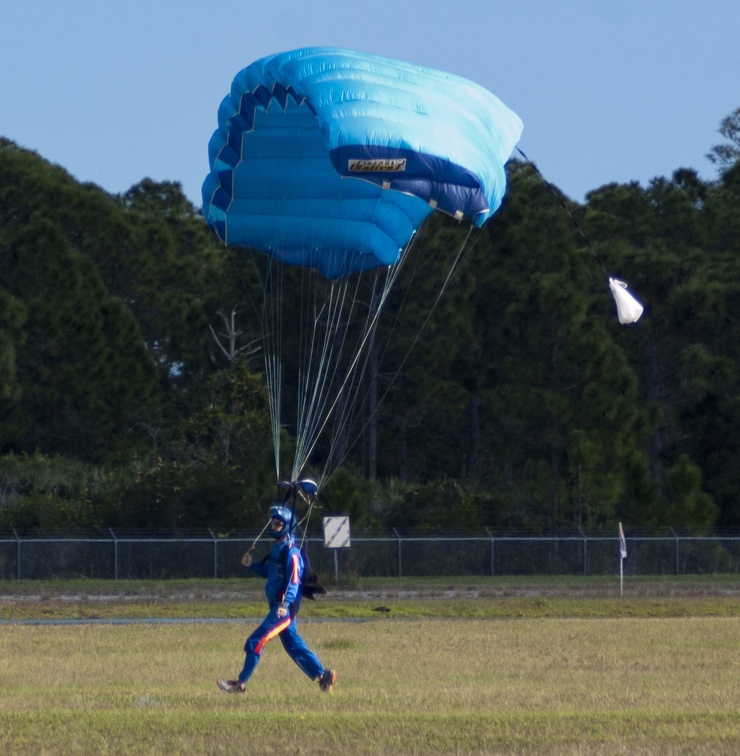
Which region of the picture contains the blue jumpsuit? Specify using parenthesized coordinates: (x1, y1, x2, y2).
(238, 534, 325, 685)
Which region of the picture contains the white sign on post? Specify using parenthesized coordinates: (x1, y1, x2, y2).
(323, 516, 350, 581)
(323, 516, 350, 548)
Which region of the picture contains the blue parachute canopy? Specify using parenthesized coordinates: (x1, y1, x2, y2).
(202, 47, 523, 278)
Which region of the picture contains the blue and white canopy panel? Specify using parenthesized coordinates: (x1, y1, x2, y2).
(203, 47, 523, 278)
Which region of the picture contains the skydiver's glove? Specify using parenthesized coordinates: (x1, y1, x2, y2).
(277, 603, 289, 619)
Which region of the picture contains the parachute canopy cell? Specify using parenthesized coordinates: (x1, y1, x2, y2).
(202, 47, 523, 278)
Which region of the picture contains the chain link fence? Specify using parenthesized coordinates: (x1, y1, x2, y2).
(1, 528, 739, 580)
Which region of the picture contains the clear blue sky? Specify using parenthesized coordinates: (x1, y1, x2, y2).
(2, 1, 737, 206)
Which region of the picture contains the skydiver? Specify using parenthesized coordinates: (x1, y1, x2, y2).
(217, 504, 336, 694)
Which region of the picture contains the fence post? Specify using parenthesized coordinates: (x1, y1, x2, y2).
(578, 527, 588, 576)
(670, 527, 680, 575)
(12, 527, 20, 580)
(109, 528, 118, 580)
(485, 527, 495, 576)
(208, 529, 218, 579)
(393, 528, 402, 578)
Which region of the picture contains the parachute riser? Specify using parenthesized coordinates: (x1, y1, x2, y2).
(277, 478, 319, 545)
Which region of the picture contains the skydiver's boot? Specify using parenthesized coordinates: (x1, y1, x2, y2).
(217, 679, 245, 693)
(318, 669, 336, 693)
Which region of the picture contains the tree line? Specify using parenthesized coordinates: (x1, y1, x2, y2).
(1, 109, 739, 534)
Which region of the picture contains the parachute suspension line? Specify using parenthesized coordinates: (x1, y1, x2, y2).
(311, 273, 371, 480)
(300, 238, 415, 488)
(311, 221, 481, 492)
(314, 268, 394, 490)
(261, 256, 286, 482)
(296, 498, 316, 552)
(368, 223, 478, 403)
(437, 225, 477, 299)
(292, 266, 317, 478)
(292, 272, 355, 481)
(294, 272, 345, 478)
(311, 227, 450, 491)
(221, 245, 286, 482)
(515, 147, 608, 276)
(294, 273, 375, 484)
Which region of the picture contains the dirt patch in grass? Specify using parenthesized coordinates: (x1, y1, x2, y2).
(2, 574, 739, 601)
(1, 576, 738, 621)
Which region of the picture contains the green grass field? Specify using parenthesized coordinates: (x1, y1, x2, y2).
(1, 576, 739, 754)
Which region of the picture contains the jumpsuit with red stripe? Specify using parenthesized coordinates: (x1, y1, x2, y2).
(238, 533, 326, 685)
